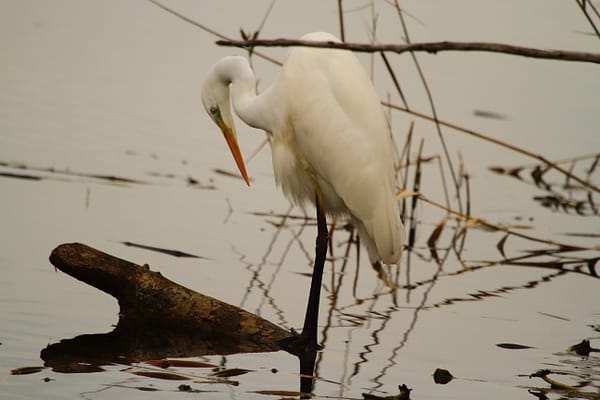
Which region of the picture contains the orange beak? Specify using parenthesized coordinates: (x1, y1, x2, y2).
(218, 121, 250, 186)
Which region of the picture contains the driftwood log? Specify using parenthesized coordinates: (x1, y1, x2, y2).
(42, 243, 291, 371)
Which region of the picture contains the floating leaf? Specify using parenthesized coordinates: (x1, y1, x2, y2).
(568, 339, 599, 356)
(134, 386, 159, 392)
(104, 383, 160, 391)
(212, 168, 249, 182)
(0, 172, 42, 181)
(488, 166, 505, 174)
(211, 368, 252, 378)
(589, 324, 600, 332)
(496, 343, 534, 350)
(433, 368, 453, 384)
(87, 173, 143, 184)
(121, 242, 205, 259)
(537, 312, 569, 321)
(11, 366, 45, 375)
(252, 390, 306, 396)
(144, 359, 217, 369)
(130, 370, 190, 380)
(473, 109, 507, 120)
(363, 384, 412, 400)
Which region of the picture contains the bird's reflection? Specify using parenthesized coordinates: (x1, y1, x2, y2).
(237, 200, 600, 396)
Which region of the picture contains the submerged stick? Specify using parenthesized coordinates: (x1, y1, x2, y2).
(49, 243, 289, 351)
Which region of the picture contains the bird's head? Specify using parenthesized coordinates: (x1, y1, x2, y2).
(201, 70, 250, 186)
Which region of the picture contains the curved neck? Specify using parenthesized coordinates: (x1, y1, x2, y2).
(216, 56, 277, 133)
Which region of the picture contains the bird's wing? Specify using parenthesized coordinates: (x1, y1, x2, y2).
(282, 44, 403, 264)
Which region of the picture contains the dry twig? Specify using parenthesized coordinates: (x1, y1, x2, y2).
(216, 38, 600, 64)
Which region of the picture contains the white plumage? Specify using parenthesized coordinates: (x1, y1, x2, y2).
(201, 31, 404, 266)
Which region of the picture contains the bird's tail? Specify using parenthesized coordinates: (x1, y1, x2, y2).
(369, 183, 404, 265)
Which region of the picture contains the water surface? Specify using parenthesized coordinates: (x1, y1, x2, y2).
(1, 1, 599, 399)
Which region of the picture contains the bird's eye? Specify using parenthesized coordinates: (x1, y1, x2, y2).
(209, 106, 218, 115)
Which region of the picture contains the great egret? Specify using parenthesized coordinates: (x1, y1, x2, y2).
(201, 32, 404, 353)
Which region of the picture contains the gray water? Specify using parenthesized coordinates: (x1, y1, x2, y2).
(1, 1, 599, 399)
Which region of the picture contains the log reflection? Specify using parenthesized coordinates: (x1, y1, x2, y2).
(40, 320, 282, 373)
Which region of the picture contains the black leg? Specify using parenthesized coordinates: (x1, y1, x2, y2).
(278, 189, 328, 356)
(301, 189, 328, 344)
(298, 349, 318, 397)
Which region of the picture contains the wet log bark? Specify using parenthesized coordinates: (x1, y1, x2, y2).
(48, 243, 290, 353)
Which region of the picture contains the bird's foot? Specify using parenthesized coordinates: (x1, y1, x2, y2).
(277, 328, 322, 356)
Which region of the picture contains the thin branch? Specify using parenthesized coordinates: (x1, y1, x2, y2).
(393, 0, 463, 214)
(257, 0, 276, 34)
(379, 52, 410, 109)
(380, 52, 408, 109)
(147, 0, 226, 39)
(384, 102, 600, 193)
(575, 0, 600, 39)
(414, 194, 589, 251)
(241, 0, 277, 64)
(338, 0, 346, 42)
(216, 38, 600, 64)
(146, 0, 282, 66)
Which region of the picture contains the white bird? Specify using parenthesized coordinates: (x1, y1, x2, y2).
(201, 32, 404, 353)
